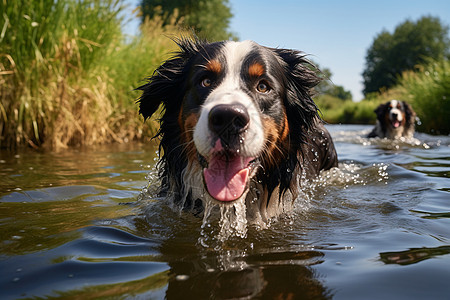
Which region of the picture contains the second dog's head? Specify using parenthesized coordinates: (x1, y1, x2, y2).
(374, 100, 416, 138)
(138, 38, 320, 206)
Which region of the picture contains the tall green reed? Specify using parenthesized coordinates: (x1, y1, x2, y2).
(399, 60, 450, 135)
(1, 0, 125, 149)
(0, 0, 186, 150)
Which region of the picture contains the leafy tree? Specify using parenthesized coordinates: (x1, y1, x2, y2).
(315, 65, 352, 100)
(363, 16, 450, 95)
(329, 85, 352, 100)
(140, 0, 236, 41)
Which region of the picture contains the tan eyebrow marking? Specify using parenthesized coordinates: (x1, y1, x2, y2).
(248, 62, 265, 77)
(205, 60, 222, 73)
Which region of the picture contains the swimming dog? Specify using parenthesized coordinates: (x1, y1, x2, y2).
(368, 100, 416, 139)
(138, 38, 338, 222)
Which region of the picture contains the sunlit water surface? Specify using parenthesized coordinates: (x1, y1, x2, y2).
(1, 125, 449, 299)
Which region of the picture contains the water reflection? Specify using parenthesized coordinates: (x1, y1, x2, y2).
(165, 260, 332, 299)
(0, 142, 157, 194)
(160, 243, 331, 299)
(380, 246, 450, 265)
(0, 188, 134, 256)
(0, 224, 168, 299)
(136, 199, 332, 298)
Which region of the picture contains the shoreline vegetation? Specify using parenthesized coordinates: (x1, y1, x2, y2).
(1, 1, 448, 150)
(0, 0, 184, 150)
(316, 59, 450, 135)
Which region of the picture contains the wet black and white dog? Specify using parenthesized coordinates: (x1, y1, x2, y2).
(368, 100, 416, 139)
(138, 38, 338, 222)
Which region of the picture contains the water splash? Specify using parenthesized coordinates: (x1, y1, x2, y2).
(199, 199, 248, 249)
(299, 162, 389, 200)
(138, 150, 160, 201)
(332, 128, 430, 149)
(139, 144, 394, 250)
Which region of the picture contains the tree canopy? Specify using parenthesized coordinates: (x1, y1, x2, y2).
(362, 16, 450, 96)
(315, 65, 352, 100)
(140, 0, 236, 41)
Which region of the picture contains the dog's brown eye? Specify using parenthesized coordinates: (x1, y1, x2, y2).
(201, 77, 212, 88)
(257, 81, 270, 93)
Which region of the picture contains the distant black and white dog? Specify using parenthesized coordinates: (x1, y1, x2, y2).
(368, 100, 416, 139)
(138, 38, 338, 222)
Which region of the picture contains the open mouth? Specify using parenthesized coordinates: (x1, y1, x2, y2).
(391, 119, 401, 128)
(199, 149, 257, 202)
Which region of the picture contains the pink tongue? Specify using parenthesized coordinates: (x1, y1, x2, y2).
(393, 121, 400, 128)
(203, 155, 252, 202)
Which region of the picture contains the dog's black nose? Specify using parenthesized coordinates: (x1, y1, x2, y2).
(208, 104, 250, 138)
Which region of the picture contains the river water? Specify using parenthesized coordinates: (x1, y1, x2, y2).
(1, 124, 449, 299)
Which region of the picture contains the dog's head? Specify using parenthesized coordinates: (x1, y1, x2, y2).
(138, 38, 320, 205)
(375, 100, 416, 136)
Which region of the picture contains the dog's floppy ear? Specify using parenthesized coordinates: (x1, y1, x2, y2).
(137, 37, 204, 120)
(374, 102, 388, 121)
(137, 56, 187, 121)
(272, 48, 321, 130)
(268, 48, 322, 200)
(403, 101, 416, 127)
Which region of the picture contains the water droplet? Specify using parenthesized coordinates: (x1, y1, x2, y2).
(176, 275, 189, 281)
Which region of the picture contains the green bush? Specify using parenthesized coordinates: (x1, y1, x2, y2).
(399, 60, 450, 135)
(315, 94, 380, 124)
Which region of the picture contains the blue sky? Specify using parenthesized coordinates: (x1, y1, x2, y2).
(123, 0, 450, 101)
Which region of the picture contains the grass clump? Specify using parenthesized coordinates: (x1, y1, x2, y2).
(1, 0, 124, 149)
(0, 0, 185, 150)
